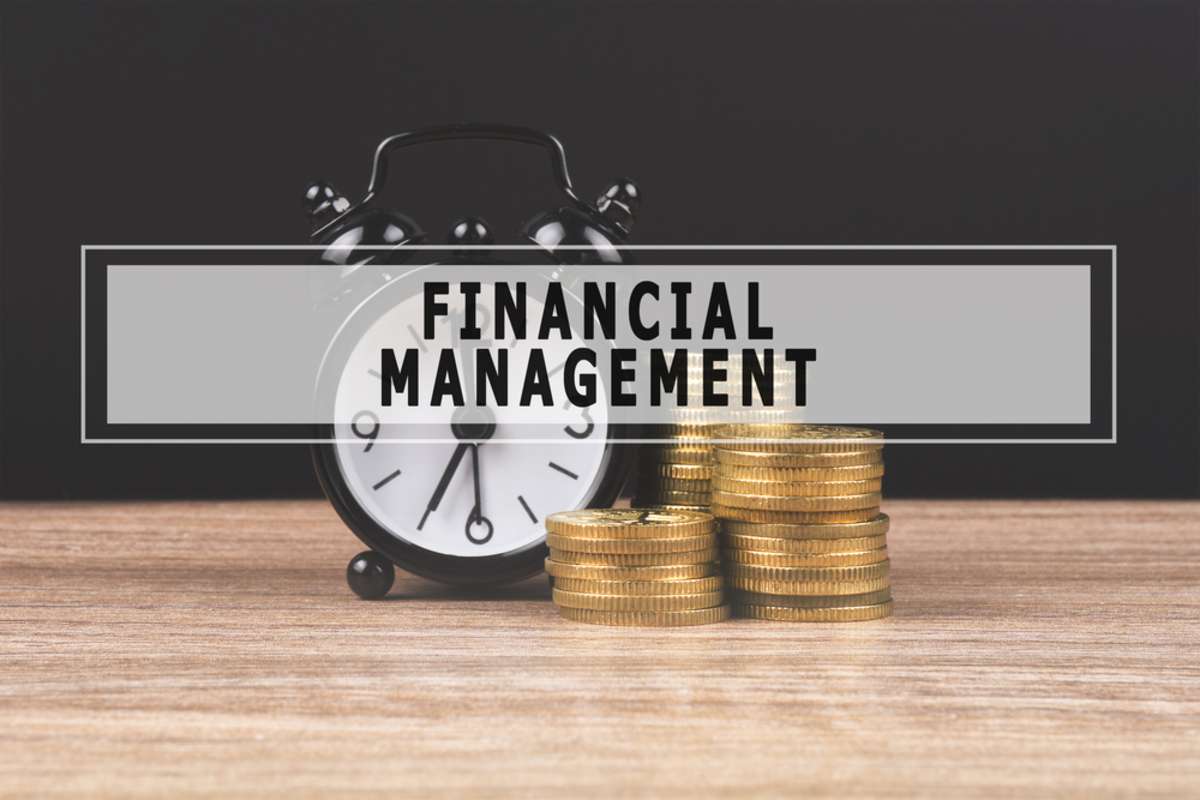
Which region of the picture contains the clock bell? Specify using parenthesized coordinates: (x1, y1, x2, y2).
(303, 124, 640, 309)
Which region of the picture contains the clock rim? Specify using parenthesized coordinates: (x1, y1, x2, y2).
(311, 432, 634, 586)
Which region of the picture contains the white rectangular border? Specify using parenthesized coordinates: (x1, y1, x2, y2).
(80, 245, 1117, 445)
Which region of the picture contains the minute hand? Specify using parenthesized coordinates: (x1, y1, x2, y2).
(417, 442, 471, 531)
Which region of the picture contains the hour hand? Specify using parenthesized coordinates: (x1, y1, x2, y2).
(469, 442, 484, 522)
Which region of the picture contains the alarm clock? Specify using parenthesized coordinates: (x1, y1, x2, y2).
(304, 124, 640, 599)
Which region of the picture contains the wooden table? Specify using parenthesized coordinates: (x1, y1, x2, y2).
(1, 500, 1197, 797)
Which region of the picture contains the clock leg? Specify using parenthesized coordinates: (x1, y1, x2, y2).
(346, 551, 395, 599)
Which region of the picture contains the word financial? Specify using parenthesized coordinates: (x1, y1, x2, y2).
(380, 281, 816, 408)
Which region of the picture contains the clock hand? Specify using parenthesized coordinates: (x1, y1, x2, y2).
(468, 443, 483, 523)
(417, 442, 471, 531)
(463, 443, 495, 544)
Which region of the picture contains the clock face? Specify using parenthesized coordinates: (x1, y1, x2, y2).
(329, 286, 613, 559)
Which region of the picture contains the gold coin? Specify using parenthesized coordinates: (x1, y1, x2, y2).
(546, 508, 714, 539)
(639, 476, 713, 494)
(722, 533, 887, 553)
(647, 423, 717, 439)
(635, 491, 713, 508)
(552, 576, 724, 595)
(544, 560, 720, 581)
(547, 533, 716, 554)
(713, 477, 881, 496)
(720, 514, 890, 539)
(649, 447, 714, 466)
(725, 560, 890, 583)
(716, 463, 885, 482)
(713, 505, 880, 524)
(716, 449, 881, 468)
(652, 463, 716, 480)
(734, 600, 893, 622)
(723, 548, 887, 567)
(728, 576, 890, 595)
(548, 547, 720, 566)
(666, 407, 795, 423)
(631, 496, 708, 510)
(715, 424, 884, 452)
(730, 589, 893, 608)
(558, 604, 731, 627)
(552, 588, 724, 611)
(644, 503, 712, 514)
(712, 490, 882, 511)
(638, 491, 710, 503)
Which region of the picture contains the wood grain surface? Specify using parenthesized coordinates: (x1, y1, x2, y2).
(1, 499, 1198, 798)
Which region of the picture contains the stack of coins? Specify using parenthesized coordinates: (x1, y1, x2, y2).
(632, 356, 799, 512)
(632, 425, 715, 512)
(545, 508, 730, 626)
(712, 424, 893, 622)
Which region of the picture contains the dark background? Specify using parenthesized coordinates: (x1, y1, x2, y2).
(1, 0, 1197, 499)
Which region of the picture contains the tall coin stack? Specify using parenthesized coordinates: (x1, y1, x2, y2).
(633, 355, 797, 512)
(632, 426, 715, 512)
(712, 424, 893, 622)
(545, 508, 730, 627)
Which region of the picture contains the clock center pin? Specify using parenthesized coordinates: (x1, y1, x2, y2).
(451, 406, 497, 442)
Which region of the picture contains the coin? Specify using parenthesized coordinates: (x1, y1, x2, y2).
(712, 505, 880, 524)
(647, 423, 718, 439)
(721, 533, 887, 553)
(652, 463, 716, 480)
(552, 576, 724, 595)
(552, 588, 724, 611)
(716, 463, 885, 482)
(649, 447, 714, 466)
(546, 508, 714, 538)
(713, 477, 882, 496)
(643, 503, 712, 514)
(734, 600, 893, 622)
(547, 533, 716, 554)
(548, 547, 720, 566)
(725, 560, 890, 583)
(729, 589, 893, 608)
(558, 604, 731, 627)
(719, 514, 890, 539)
(639, 476, 713, 494)
(667, 406, 795, 422)
(715, 424, 884, 452)
(723, 548, 887, 567)
(665, 403, 797, 421)
(715, 449, 881, 468)
(636, 491, 712, 508)
(544, 560, 720, 581)
(712, 491, 882, 511)
(727, 576, 891, 595)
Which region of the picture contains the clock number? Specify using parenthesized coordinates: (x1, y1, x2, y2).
(564, 405, 595, 440)
(352, 410, 380, 452)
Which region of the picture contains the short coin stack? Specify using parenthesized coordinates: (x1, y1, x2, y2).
(545, 508, 729, 626)
(712, 424, 893, 622)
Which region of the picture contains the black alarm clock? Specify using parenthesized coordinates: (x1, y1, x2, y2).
(303, 124, 639, 599)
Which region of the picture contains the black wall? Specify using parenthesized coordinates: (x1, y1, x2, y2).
(1, 0, 1197, 499)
